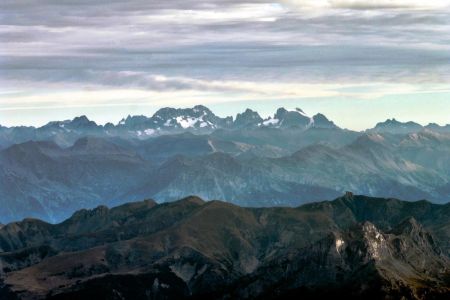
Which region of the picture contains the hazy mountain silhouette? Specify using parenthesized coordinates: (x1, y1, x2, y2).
(1, 106, 450, 223)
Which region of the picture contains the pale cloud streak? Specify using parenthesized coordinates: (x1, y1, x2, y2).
(284, 0, 449, 10)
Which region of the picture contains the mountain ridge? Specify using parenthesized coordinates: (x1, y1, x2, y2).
(1, 128, 450, 223)
(2, 105, 449, 138)
(0, 194, 449, 299)
(1, 105, 449, 155)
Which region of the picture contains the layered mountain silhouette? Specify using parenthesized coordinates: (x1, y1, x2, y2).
(1, 105, 450, 223)
(3, 105, 448, 150)
(0, 194, 449, 299)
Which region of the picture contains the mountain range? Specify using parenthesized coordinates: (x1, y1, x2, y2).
(0, 194, 449, 299)
(2, 105, 449, 150)
(1, 105, 450, 223)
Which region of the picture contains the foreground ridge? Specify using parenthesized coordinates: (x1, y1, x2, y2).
(0, 194, 449, 299)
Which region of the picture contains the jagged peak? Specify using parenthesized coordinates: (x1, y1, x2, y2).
(72, 115, 91, 123)
(312, 113, 337, 129)
(259, 107, 313, 128)
(237, 108, 260, 116)
(65, 115, 98, 129)
(234, 108, 263, 127)
(370, 118, 423, 134)
(68, 204, 110, 221)
(376, 118, 419, 126)
(390, 217, 423, 235)
(193, 104, 212, 112)
(243, 108, 256, 113)
(275, 107, 288, 114)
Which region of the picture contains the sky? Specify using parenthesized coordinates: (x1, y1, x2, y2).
(0, 0, 449, 130)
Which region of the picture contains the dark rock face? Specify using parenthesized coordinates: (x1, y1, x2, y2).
(234, 109, 263, 128)
(312, 113, 337, 129)
(0, 195, 449, 299)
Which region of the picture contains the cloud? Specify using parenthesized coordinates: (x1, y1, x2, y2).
(284, 0, 449, 10)
(331, 0, 448, 10)
(0, 0, 449, 127)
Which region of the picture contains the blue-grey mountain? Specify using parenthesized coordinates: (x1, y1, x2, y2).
(0, 105, 450, 223)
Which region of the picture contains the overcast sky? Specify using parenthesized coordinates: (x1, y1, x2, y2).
(1, 0, 449, 130)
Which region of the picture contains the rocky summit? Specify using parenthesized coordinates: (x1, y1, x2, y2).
(0, 194, 449, 299)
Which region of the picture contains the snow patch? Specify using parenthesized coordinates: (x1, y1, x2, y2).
(144, 128, 155, 135)
(363, 223, 386, 259)
(174, 116, 213, 129)
(208, 140, 217, 152)
(289, 108, 308, 118)
(262, 118, 279, 126)
(335, 238, 345, 253)
(176, 116, 200, 128)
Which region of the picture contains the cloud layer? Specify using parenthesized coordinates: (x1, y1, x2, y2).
(0, 0, 449, 127)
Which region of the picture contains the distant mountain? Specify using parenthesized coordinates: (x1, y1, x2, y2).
(0, 106, 342, 148)
(1, 105, 450, 223)
(369, 118, 423, 134)
(425, 122, 450, 133)
(2, 105, 448, 151)
(233, 108, 263, 128)
(260, 107, 313, 129)
(115, 105, 233, 135)
(0, 139, 154, 223)
(312, 113, 338, 129)
(1, 128, 450, 223)
(0, 194, 449, 299)
(121, 131, 450, 208)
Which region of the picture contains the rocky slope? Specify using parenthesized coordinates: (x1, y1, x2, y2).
(0, 194, 449, 299)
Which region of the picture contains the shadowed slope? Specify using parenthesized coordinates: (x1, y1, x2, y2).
(0, 195, 449, 299)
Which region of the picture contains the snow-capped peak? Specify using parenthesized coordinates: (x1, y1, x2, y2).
(260, 107, 313, 129)
(288, 108, 308, 117)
